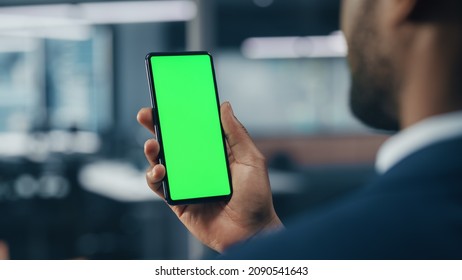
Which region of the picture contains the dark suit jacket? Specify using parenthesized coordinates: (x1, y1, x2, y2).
(223, 136, 462, 259)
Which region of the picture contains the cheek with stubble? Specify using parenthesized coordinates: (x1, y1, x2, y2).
(344, 1, 401, 131)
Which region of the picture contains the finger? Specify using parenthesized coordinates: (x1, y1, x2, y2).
(144, 138, 160, 166)
(220, 102, 264, 163)
(137, 107, 155, 135)
(146, 164, 166, 199)
(145, 165, 187, 216)
(0, 240, 9, 260)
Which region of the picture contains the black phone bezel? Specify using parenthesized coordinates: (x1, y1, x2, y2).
(145, 51, 233, 205)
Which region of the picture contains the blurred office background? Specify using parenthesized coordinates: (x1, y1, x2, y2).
(0, 0, 388, 259)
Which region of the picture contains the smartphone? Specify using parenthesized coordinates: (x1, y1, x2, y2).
(145, 52, 232, 205)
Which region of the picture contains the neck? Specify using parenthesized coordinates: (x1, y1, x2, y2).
(399, 25, 462, 129)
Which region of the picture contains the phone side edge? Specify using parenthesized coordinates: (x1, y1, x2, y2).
(144, 54, 172, 202)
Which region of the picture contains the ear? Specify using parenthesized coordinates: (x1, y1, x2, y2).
(384, 0, 418, 26)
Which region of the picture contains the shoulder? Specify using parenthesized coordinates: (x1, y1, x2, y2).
(222, 137, 462, 259)
(224, 185, 462, 259)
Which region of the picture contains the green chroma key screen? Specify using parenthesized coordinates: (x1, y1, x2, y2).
(148, 53, 232, 203)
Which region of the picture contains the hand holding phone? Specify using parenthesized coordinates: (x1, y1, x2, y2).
(139, 60, 283, 251)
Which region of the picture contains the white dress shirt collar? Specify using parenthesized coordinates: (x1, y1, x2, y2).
(376, 110, 462, 174)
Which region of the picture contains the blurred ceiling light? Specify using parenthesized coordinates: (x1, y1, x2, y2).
(80, 1, 197, 24)
(0, 5, 89, 40)
(242, 36, 300, 59)
(241, 31, 348, 59)
(253, 0, 274, 8)
(0, 25, 91, 41)
(0, 1, 196, 39)
(0, 11, 80, 29)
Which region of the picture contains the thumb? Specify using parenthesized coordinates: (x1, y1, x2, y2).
(0, 241, 9, 260)
(220, 102, 264, 164)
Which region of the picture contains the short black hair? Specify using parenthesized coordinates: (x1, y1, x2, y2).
(411, 0, 462, 23)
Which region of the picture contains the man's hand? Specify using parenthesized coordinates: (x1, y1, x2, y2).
(0, 240, 9, 260)
(137, 102, 283, 253)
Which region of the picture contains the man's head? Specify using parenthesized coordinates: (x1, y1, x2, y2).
(341, 0, 462, 131)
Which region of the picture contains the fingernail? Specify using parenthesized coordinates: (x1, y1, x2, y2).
(144, 140, 149, 151)
(226, 102, 234, 116)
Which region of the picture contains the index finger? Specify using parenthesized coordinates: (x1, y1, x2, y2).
(137, 107, 155, 135)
